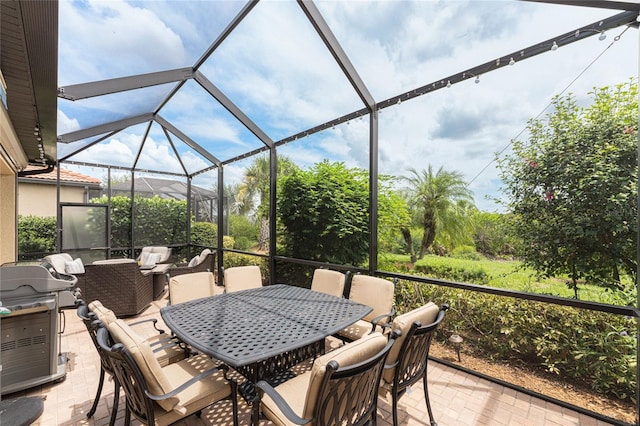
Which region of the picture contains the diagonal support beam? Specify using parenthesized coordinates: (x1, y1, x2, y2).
(298, 0, 376, 110)
(154, 114, 221, 167)
(521, 0, 640, 12)
(57, 113, 154, 143)
(57, 68, 194, 101)
(194, 71, 274, 148)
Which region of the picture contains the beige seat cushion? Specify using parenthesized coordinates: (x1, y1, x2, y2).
(92, 304, 182, 367)
(108, 319, 179, 412)
(139, 246, 171, 265)
(92, 258, 137, 265)
(381, 302, 439, 384)
(169, 272, 215, 305)
(310, 269, 345, 298)
(349, 275, 395, 322)
(88, 300, 117, 325)
(224, 265, 262, 293)
(261, 333, 388, 426)
(109, 319, 231, 421)
(337, 319, 384, 341)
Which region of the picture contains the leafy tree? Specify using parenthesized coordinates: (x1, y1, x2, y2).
(402, 166, 475, 262)
(472, 211, 517, 258)
(497, 80, 638, 295)
(278, 161, 410, 266)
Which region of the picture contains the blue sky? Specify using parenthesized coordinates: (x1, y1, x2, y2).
(57, 0, 639, 212)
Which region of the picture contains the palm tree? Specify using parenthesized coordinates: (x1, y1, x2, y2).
(403, 166, 475, 261)
(238, 154, 298, 251)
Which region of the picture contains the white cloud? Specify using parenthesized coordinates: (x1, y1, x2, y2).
(57, 110, 80, 134)
(57, 0, 638, 212)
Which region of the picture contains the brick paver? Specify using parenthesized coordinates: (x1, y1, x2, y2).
(2, 293, 620, 426)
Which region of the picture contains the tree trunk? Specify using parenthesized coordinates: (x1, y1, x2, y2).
(401, 227, 416, 263)
(257, 218, 269, 252)
(418, 211, 436, 260)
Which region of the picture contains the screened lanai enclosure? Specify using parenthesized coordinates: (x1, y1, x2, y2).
(45, 0, 640, 424)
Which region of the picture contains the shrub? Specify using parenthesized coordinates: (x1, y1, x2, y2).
(451, 245, 484, 261)
(191, 221, 217, 246)
(414, 255, 489, 284)
(18, 215, 57, 255)
(395, 279, 636, 402)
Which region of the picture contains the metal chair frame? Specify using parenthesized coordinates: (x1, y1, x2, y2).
(257, 332, 398, 426)
(385, 304, 449, 426)
(95, 325, 239, 426)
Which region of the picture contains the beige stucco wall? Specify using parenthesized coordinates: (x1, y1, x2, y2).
(0, 99, 25, 264)
(0, 157, 17, 264)
(18, 183, 88, 217)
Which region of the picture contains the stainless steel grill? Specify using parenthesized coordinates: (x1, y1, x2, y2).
(0, 263, 78, 395)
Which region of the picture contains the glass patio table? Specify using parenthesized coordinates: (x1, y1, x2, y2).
(160, 284, 372, 425)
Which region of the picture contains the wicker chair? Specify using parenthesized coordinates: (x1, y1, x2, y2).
(167, 249, 216, 279)
(256, 331, 397, 426)
(97, 321, 238, 426)
(381, 303, 449, 426)
(76, 259, 153, 317)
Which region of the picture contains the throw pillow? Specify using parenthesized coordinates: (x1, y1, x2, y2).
(187, 256, 200, 267)
(65, 258, 85, 274)
(146, 252, 162, 266)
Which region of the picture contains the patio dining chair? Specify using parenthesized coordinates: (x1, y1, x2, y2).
(78, 300, 187, 425)
(87, 300, 187, 366)
(101, 319, 239, 426)
(310, 269, 348, 298)
(256, 331, 398, 426)
(222, 265, 263, 293)
(168, 271, 216, 305)
(336, 274, 397, 343)
(381, 302, 449, 426)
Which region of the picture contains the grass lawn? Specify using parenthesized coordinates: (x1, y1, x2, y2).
(379, 253, 632, 305)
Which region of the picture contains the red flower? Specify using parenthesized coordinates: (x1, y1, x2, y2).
(545, 191, 555, 201)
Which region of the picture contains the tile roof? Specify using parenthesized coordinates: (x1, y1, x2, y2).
(21, 165, 101, 185)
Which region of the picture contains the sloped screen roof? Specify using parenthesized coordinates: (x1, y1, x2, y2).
(56, 0, 639, 211)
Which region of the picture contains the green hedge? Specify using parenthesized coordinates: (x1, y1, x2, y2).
(395, 280, 636, 402)
(18, 215, 57, 255)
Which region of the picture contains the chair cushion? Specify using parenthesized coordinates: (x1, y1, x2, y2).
(107, 319, 179, 412)
(337, 319, 383, 342)
(311, 269, 345, 298)
(303, 332, 387, 419)
(169, 272, 215, 305)
(92, 258, 137, 265)
(349, 275, 395, 322)
(161, 354, 231, 416)
(261, 371, 312, 426)
(91, 302, 184, 367)
(382, 302, 439, 384)
(224, 265, 262, 293)
(88, 301, 117, 326)
(139, 247, 171, 265)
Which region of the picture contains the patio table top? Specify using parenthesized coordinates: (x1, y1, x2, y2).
(160, 284, 371, 367)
